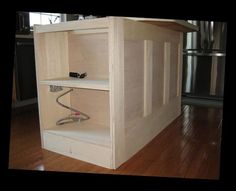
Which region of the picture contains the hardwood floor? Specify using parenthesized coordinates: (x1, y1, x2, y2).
(8, 104, 222, 179)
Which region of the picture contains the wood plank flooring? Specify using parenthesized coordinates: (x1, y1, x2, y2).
(8, 104, 222, 179)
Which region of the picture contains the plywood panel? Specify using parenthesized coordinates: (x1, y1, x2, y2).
(122, 19, 182, 167)
(34, 32, 69, 80)
(34, 32, 70, 133)
(70, 89, 110, 126)
(124, 40, 144, 124)
(152, 41, 164, 110)
(68, 32, 109, 79)
(43, 131, 112, 168)
(125, 96, 181, 161)
(44, 122, 110, 147)
(143, 40, 153, 117)
(39, 86, 71, 129)
(44, 32, 69, 78)
(124, 19, 180, 43)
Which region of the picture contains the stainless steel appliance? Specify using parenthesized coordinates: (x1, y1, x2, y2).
(14, 38, 37, 102)
(182, 20, 227, 101)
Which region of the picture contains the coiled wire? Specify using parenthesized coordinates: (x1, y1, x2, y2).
(56, 88, 90, 125)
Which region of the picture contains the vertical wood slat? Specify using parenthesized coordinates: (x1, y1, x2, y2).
(163, 42, 171, 104)
(109, 18, 125, 169)
(143, 40, 153, 117)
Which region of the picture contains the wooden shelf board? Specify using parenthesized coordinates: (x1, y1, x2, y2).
(40, 77, 109, 91)
(44, 121, 111, 147)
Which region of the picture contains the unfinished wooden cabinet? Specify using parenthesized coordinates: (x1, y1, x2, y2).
(33, 17, 197, 169)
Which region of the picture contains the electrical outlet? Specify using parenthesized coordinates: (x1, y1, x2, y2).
(49, 85, 63, 92)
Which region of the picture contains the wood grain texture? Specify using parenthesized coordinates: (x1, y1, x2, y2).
(34, 32, 70, 147)
(34, 17, 109, 33)
(72, 28, 108, 35)
(34, 22, 111, 167)
(68, 32, 109, 79)
(40, 78, 109, 91)
(122, 19, 182, 168)
(9, 104, 222, 179)
(124, 40, 144, 124)
(34, 17, 198, 34)
(70, 88, 110, 126)
(124, 18, 181, 43)
(124, 17, 199, 32)
(43, 131, 112, 168)
(108, 17, 126, 168)
(44, 122, 110, 147)
(143, 40, 153, 117)
(152, 41, 164, 110)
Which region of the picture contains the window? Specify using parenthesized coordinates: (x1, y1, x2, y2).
(29, 12, 61, 30)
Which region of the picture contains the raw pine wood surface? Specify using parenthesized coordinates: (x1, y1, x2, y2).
(33, 17, 196, 169)
(68, 32, 109, 80)
(124, 17, 199, 32)
(122, 18, 183, 167)
(9, 104, 222, 179)
(33, 31, 71, 145)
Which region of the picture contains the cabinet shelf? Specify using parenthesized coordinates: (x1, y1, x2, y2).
(44, 121, 111, 147)
(40, 77, 109, 91)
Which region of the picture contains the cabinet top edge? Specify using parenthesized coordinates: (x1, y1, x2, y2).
(34, 17, 111, 33)
(33, 16, 198, 34)
(124, 17, 199, 32)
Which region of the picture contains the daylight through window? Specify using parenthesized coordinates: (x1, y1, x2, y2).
(29, 12, 61, 29)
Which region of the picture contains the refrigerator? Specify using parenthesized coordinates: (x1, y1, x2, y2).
(182, 20, 227, 101)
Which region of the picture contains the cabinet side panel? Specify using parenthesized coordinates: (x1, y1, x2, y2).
(34, 32, 70, 135)
(123, 19, 182, 164)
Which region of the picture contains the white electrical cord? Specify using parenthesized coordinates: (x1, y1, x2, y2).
(56, 88, 90, 125)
